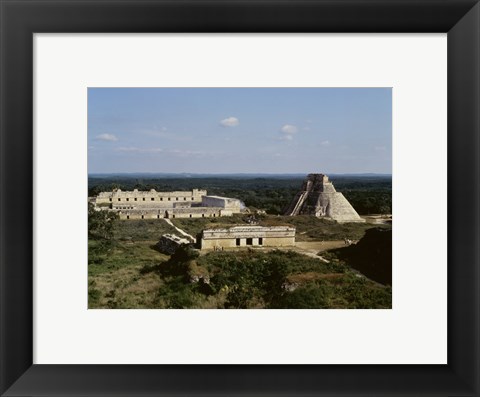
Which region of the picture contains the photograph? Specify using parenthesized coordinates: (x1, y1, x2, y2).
(88, 87, 392, 309)
(88, 88, 392, 309)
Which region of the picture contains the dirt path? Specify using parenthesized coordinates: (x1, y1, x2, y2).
(162, 219, 196, 242)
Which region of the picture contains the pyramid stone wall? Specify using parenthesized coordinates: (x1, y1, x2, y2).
(285, 173, 365, 223)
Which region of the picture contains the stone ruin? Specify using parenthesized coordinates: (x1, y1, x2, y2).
(157, 233, 191, 255)
(93, 188, 244, 220)
(284, 173, 364, 223)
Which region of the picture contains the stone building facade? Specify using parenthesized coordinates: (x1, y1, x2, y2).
(201, 195, 242, 213)
(93, 189, 243, 220)
(285, 173, 365, 223)
(200, 225, 295, 250)
(96, 188, 206, 209)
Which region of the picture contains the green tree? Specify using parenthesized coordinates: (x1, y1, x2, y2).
(170, 244, 199, 262)
(88, 202, 118, 241)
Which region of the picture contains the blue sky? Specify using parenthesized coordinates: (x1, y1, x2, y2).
(88, 88, 391, 174)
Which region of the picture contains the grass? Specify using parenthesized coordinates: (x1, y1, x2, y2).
(89, 265, 166, 309)
(88, 240, 171, 308)
(89, 240, 170, 275)
(113, 219, 177, 241)
(88, 219, 182, 308)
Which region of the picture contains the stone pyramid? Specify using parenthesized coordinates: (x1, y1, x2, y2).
(284, 173, 364, 223)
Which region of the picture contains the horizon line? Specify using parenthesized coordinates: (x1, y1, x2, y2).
(88, 172, 392, 176)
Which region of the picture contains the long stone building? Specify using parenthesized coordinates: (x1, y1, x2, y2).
(96, 188, 207, 207)
(285, 173, 364, 223)
(93, 188, 243, 220)
(200, 225, 295, 250)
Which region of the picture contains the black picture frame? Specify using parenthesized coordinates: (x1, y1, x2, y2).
(1, 1, 479, 396)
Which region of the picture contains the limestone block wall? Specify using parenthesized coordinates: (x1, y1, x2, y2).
(118, 211, 163, 220)
(262, 236, 296, 247)
(201, 195, 243, 212)
(318, 193, 365, 223)
(171, 207, 222, 219)
(201, 239, 237, 250)
(173, 202, 192, 208)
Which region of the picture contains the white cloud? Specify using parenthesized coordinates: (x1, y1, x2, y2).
(169, 149, 206, 157)
(220, 117, 240, 127)
(96, 133, 118, 142)
(320, 140, 330, 146)
(278, 124, 298, 141)
(280, 124, 298, 134)
(116, 147, 163, 153)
